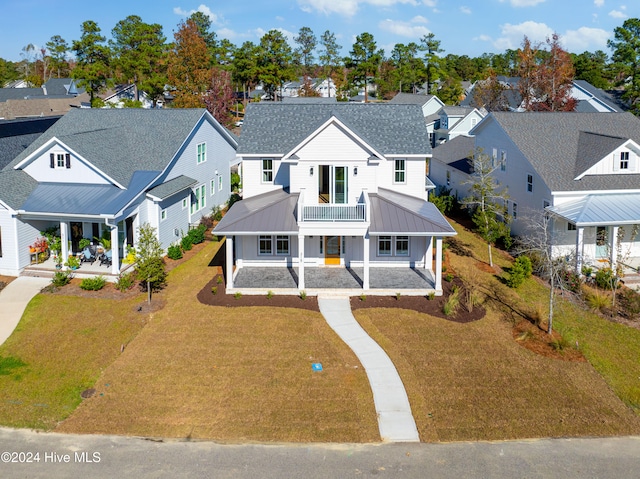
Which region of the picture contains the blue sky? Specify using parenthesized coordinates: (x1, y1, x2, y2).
(1, 0, 638, 63)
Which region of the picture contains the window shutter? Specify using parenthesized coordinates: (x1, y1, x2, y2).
(50, 153, 55, 168)
(65, 153, 71, 168)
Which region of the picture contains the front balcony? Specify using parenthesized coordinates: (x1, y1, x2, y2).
(301, 203, 366, 222)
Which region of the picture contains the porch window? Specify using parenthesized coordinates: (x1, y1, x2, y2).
(276, 235, 290, 255)
(527, 174, 533, 193)
(197, 143, 206, 164)
(568, 222, 576, 231)
(620, 151, 629, 170)
(394, 159, 406, 183)
(395, 236, 409, 256)
(259, 235, 272, 255)
(262, 159, 273, 183)
(378, 236, 392, 256)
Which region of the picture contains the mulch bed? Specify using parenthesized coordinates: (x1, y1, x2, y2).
(512, 319, 586, 362)
(197, 273, 486, 323)
(197, 274, 320, 311)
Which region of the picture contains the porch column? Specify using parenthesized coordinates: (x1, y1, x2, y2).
(363, 233, 370, 290)
(59, 221, 69, 267)
(110, 225, 120, 276)
(225, 236, 234, 289)
(610, 226, 619, 271)
(298, 235, 305, 291)
(435, 236, 443, 292)
(425, 236, 433, 270)
(575, 227, 584, 273)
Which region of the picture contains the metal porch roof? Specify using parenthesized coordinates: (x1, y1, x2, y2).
(549, 193, 640, 226)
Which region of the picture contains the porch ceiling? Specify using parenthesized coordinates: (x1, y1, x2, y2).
(549, 193, 640, 226)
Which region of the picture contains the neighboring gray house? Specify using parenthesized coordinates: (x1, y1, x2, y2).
(433, 106, 485, 145)
(431, 111, 640, 271)
(0, 116, 60, 170)
(0, 108, 237, 277)
(214, 103, 455, 295)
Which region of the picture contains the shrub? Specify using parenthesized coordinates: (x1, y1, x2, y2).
(51, 270, 72, 287)
(550, 335, 571, 352)
(115, 272, 135, 292)
(429, 186, 456, 214)
(395, 292, 402, 300)
(299, 290, 307, 300)
(427, 292, 436, 301)
(620, 287, 640, 317)
(560, 269, 582, 293)
(167, 244, 183, 260)
(187, 224, 206, 245)
(199, 215, 214, 229)
(80, 276, 106, 291)
(216, 275, 223, 284)
(444, 273, 454, 282)
(266, 290, 274, 299)
(234, 291, 242, 300)
(359, 294, 366, 302)
(595, 267, 618, 290)
(506, 256, 533, 288)
(581, 265, 593, 277)
(211, 286, 218, 295)
(211, 205, 224, 222)
(181, 235, 193, 251)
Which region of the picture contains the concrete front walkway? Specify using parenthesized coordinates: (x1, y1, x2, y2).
(0, 277, 50, 346)
(318, 295, 420, 442)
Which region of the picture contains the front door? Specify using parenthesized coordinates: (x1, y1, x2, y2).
(325, 236, 341, 265)
(70, 222, 83, 253)
(596, 226, 608, 259)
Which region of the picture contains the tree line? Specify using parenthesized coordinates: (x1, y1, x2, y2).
(2, 14, 640, 124)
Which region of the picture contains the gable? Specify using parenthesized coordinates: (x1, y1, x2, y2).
(576, 137, 640, 178)
(18, 138, 117, 186)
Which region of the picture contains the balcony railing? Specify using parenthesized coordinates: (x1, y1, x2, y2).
(301, 203, 366, 222)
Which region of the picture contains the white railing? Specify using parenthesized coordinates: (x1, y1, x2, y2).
(301, 203, 366, 222)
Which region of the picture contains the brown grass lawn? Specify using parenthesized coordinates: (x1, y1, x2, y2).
(352, 219, 640, 442)
(56, 240, 379, 443)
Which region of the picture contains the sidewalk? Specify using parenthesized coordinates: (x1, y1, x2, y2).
(0, 277, 50, 346)
(318, 295, 420, 442)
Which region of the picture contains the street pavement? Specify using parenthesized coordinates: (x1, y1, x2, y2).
(0, 428, 639, 478)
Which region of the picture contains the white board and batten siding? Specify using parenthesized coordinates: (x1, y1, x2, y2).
(579, 143, 639, 177)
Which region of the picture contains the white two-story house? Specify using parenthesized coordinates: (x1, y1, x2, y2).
(0, 108, 237, 277)
(214, 103, 456, 295)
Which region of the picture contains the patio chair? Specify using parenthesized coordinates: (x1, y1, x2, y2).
(80, 247, 96, 264)
(100, 249, 112, 267)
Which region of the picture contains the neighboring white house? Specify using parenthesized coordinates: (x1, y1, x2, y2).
(0, 108, 237, 277)
(431, 111, 640, 271)
(214, 102, 456, 295)
(388, 92, 445, 147)
(433, 106, 485, 145)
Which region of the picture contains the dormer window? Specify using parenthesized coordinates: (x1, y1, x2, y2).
(50, 152, 70, 169)
(620, 151, 629, 170)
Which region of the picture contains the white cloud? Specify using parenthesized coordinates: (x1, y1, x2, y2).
(562, 27, 610, 52)
(411, 15, 428, 23)
(499, 0, 546, 6)
(379, 18, 431, 38)
(594, 0, 604, 6)
(173, 4, 222, 25)
(460, 6, 472, 14)
(475, 34, 493, 42)
(275, 16, 285, 22)
(493, 21, 554, 50)
(609, 9, 627, 19)
(297, 0, 421, 17)
(423, 0, 437, 6)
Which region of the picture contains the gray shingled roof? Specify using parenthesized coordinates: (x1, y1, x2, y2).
(369, 188, 457, 235)
(213, 189, 299, 235)
(238, 103, 430, 156)
(486, 112, 640, 192)
(0, 88, 45, 102)
(573, 80, 624, 112)
(388, 92, 434, 106)
(147, 175, 197, 200)
(0, 116, 59, 169)
(574, 132, 627, 178)
(441, 106, 473, 116)
(7, 108, 211, 187)
(431, 136, 475, 174)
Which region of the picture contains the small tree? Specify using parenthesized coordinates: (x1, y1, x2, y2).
(135, 223, 166, 304)
(463, 149, 511, 267)
(516, 210, 574, 334)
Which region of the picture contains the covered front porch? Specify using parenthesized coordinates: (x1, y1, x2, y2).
(229, 266, 436, 296)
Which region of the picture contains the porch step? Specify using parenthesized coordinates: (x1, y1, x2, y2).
(622, 274, 640, 291)
(20, 268, 55, 279)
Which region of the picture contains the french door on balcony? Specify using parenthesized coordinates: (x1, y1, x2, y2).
(319, 165, 347, 204)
